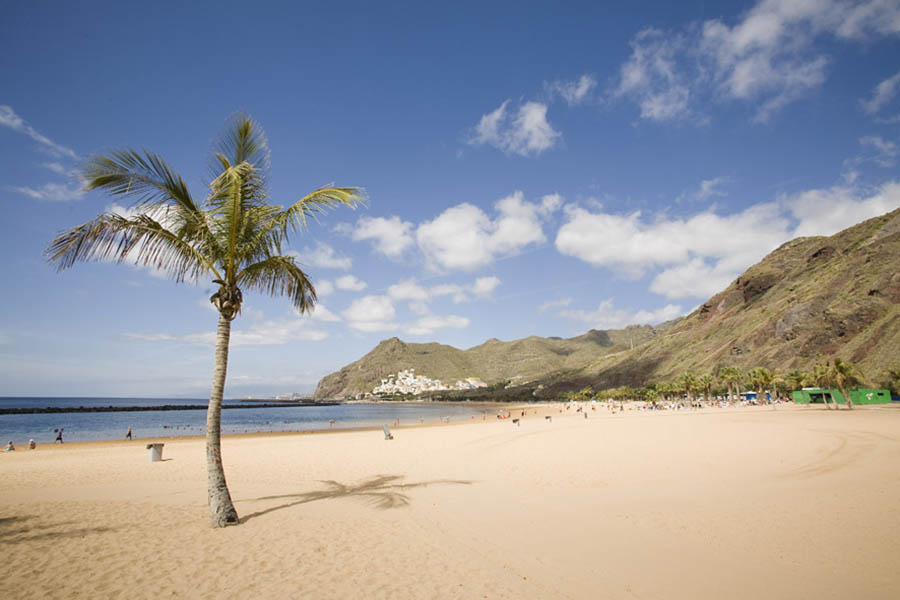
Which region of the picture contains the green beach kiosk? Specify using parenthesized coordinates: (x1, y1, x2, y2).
(792, 387, 892, 405)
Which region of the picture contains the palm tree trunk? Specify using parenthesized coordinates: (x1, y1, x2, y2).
(841, 387, 853, 410)
(207, 313, 239, 527)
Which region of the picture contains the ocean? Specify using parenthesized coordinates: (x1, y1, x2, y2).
(0, 397, 492, 444)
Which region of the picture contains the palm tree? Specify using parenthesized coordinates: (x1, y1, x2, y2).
(785, 369, 806, 395)
(748, 367, 774, 404)
(718, 366, 742, 403)
(882, 366, 900, 396)
(698, 374, 715, 404)
(830, 359, 866, 410)
(811, 362, 834, 409)
(45, 115, 365, 527)
(678, 372, 698, 405)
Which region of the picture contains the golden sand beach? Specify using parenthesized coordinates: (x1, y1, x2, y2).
(1, 403, 898, 599)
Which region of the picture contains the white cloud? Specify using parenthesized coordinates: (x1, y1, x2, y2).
(335, 275, 367, 291)
(124, 318, 328, 347)
(557, 201, 790, 282)
(557, 179, 900, 300)
(615, 28, 693, 122)
(387, 276, 500, 311)
(696, 177, 729, 202)
(861, 70, 900, 114)
(615, 0, 900, 123)
(467, 99, 561, 156)
(305, 304, 341, 323)
(342, 295, 397, 332)
(547, 74, 597, 105)
(538, 297, 572, 312)
(560, 300, 684, 329)
(351, 216, 415, 258)
(539, 193, 563, 214)
(859, 135, 898, 167)
(403, 315, 470, 337)
(387, 280, 430, 302)
(0, 105, 78, 159)
(315, 279, 335, 297)
(10, 182, 84, 202)
(296, 242, 351, 270)
(417, 191, 556, 271)
(471, 276, 500, 297)
(786, 180, 900, 238)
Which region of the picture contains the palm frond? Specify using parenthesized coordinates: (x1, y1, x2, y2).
(236, 255, 316, 313)
(46, 211, 220, 282)
(85, 150, 202, 217)
(273, 185, 366, 233)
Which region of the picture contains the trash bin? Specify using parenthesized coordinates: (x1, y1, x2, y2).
(146, 443, 164, 462)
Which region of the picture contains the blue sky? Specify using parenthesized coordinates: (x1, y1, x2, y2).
(2, 0, 899, 397)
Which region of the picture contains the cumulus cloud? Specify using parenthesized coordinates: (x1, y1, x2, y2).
(417, 191, 558, 271)
(387, 276, 500, 311)
(559, 300, 684, 330)
(295, 242, 351, 270)
(615, 28, 694, 122)
(342, 295, 397, 332)
(334, 275, 367, 291)
(547, 74, 597, 105)
(557, 179, 900, 300)
(615, 0, 900, 123)
(786, 180, 900, 238)
(403, 315, 470, 337)
(351, 215, 415, 258)
(468, 99, 561, 156)
(304, 304, 341, 323)
(315, 279, 335, 297)
(124, 318, 328, 347)
(0, 105, 78, 159)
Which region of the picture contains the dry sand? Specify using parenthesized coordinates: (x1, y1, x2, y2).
(1, 403, 899, 599)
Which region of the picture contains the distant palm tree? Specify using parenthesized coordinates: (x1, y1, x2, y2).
(748, 367, 774, 404)
(810, 363, 835, 409)
(882, 366, 900, 396)
(46, 115, 365, 527)
(698, 374, 715, 404)
(678, 372, 698, 404)
(785, 369, 806, 394)
(718, 366, 742, 403)
(830, 359, 866, 410)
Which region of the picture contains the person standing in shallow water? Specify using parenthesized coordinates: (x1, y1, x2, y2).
(125, 427, 132, 440)
(55, 429, 63, 443)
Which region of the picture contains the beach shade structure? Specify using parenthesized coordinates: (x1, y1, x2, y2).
(146, 443, 164, 462)
(791, 388, 891, 405)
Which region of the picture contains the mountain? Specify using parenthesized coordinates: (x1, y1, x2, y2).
(535, 206, 900, 395)
(314, 207, 900, 400)
(313, 324, 673, 400)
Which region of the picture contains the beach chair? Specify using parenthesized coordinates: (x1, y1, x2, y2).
(512, 418, 520, 426)
(383, 425, 393, 440)
(545, 416, 552, 423)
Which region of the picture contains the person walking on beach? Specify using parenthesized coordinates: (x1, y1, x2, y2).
(55, 428, 64, 443)
(125, 427, 132, 440)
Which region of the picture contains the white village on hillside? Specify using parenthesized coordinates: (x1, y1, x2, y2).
(373, 368, 487, 396)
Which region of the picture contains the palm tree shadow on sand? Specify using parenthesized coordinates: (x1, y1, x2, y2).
(239, 475, 473, 523)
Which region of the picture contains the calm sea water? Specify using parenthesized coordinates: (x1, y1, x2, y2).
(0, 397, 491, 444)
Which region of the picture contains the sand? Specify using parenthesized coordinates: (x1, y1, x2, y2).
(1, 402, 898, 599)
